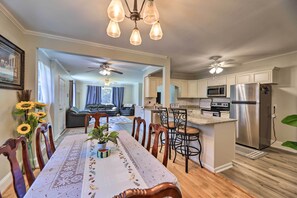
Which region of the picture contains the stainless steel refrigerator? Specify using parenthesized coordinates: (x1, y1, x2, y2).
(230, 83, 272, 149)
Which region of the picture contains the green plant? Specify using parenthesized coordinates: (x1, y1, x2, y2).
(86, 124, 119, 144)
(281, 114, 297, 150)
(281, 115, 297, 127)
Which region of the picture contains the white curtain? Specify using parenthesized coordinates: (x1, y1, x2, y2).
(38, 61, 53, 124)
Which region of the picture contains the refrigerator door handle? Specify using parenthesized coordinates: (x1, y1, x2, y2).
(231, 101, 258, 104)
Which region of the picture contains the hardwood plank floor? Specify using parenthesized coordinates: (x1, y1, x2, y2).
(220, 147, 297, 198)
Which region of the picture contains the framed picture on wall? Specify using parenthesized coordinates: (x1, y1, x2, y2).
(0, 35, 25, 90)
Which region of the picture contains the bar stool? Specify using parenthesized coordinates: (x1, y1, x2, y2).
(172, 108, 203, 173)
(158, 107, 176, 159)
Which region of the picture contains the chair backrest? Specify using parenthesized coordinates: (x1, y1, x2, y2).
(171, 108, 187, 133)
(0, 136, 35, 198)
(85, 112, 109, 133)
(158, 107, 169, 128)
(150, 123, 169, 167)
(131, 117, 146, 148)
(113, 182, 182, 198)
(36, 123, 56, 170)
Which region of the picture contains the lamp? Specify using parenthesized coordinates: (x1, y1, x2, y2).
(106, 0, 163, 45)
(99, 69, 111, 76)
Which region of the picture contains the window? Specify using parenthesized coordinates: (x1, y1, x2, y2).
(101, 87, 113, 104)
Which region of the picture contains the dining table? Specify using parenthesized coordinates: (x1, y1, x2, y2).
(24, 130, 179, 198)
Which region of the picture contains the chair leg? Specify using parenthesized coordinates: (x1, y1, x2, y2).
(197, 134, 203, 168)
(159, 132, 163, 153)
(185, 135, 189, 173)
(173, 134, 178, 163)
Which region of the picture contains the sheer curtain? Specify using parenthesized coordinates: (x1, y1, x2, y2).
(112, 87, 124, 108)
(38, 61, 53, 123)
(85, 85, 102, 107)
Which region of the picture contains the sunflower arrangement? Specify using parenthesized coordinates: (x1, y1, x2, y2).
(14, 101, 47, 140)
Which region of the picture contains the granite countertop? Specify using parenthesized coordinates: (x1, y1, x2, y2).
(187, 115, 237, 125)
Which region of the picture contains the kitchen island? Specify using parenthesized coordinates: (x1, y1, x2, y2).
(186, 115, 237, 173)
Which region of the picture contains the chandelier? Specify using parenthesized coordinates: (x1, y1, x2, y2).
(104, 78, 111, 86)
(106, 0, 163, 46)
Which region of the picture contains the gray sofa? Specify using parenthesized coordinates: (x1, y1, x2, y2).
(85, 104, 118, 116)
(66, 107, 90, 128)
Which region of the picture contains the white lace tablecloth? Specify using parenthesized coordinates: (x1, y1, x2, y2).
(25, 131, 178, 198)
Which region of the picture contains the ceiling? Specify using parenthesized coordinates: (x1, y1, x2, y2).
(2, 0, 297, 74)
(41, 49, 154, 84)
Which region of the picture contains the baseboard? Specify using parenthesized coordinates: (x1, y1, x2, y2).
(202, 162, 233, 173)
(214, 162, 233, 173)
(271, 140, 297, 153)
(0, 172, 12, 193)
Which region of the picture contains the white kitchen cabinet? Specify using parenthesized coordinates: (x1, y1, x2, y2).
(236, 73, 254, 84)
(144, 76, 162, 98)
(226, 75, 236, 98)
(176, 79, 188, 98)
(197, 79, 208, 98)
(187, 80, 198, 98)
(253, 70, 272, 83)
(207, 76, 227, 86)
(135, 106, 145, 118)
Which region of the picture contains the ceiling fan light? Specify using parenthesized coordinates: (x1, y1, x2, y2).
(107, 0, 125, 22)
(106, 20, 121, 38)
(130, 28, 142, 46)
(143, 0, 159, 25)
(209, 67, 216, 74)
(216, 67, 223, 74)
(99, 69, 111, 76)
(150, 21, 163, 40)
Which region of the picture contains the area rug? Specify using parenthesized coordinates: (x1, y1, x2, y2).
(235, 144, 268, 160)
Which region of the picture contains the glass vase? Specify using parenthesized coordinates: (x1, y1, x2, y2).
(27, 140, 35, 170)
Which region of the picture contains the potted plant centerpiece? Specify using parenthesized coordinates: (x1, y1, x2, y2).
(86, 124, 119, 150)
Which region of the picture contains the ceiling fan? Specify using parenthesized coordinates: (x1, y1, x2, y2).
(208, 56, 236, 74)
(88, 62, 123, 76)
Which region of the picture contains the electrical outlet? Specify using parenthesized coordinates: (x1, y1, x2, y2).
(273, 104, 277, 114)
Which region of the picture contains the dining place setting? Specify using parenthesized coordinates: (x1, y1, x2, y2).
(2, 111, 185, 198)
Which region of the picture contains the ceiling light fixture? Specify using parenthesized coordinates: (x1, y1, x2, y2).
(104, 78, 111, 86)
(106, 0, 163, 46)
(209, 56, 224, 74)
(99, 69, 111, 76)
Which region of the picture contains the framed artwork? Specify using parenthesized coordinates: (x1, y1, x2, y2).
(0, 35, 25, 90)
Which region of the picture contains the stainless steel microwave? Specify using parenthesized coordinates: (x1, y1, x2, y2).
(207, 85, 226, 97)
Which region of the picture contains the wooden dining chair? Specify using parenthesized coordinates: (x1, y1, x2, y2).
(113, 182, 182, 198)
(131, 117, 146, 148)
(36, 123, 56, 170)
(0, 136, 35, 198)
(85, 112, 109, 133)
(149, 123, 169, 167)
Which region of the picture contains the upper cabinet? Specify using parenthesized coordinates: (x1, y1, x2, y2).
(236, 73, 254, 84)
(236, 69, 278, 84)
(197, 79, 208, 98)
(226, 75, 236, 98)
(207, 76, 227, 86)
(178, 80, 188, 98)
(144, 76, 162, 98)
(187, 80, 198, 98)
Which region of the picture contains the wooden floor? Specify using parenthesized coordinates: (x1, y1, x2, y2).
(220, 147, 297, 198)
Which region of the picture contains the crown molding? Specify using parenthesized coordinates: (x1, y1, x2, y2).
(243, 50, 297, 65)
(24, 30, 168, 60)
(0, 3, 25, 32)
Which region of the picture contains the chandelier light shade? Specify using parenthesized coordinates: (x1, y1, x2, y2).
(209, 67, 223, 74)
(107, 0, 125, 22)
(130, 27, 142, 46)
(106, 20, 121, 38)
(150, 21, 163, 40)
(216, 67, 223, 74)
(143, 0, 160, 25)
(106, 0, 163, 45)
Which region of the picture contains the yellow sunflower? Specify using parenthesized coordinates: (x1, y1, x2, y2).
(17, 123, 31, 135)
(27, 112, 40, 118)
(36, 112, 46, 118)
(38, 119, 46, 123)
(16, 101, 35, 110)
(35, 102, 47, 108)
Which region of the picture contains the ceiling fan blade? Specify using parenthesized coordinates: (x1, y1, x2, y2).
(88, 66, 99, 69)
(84, 69, 97, 73)
(110, 69, 123, 74)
